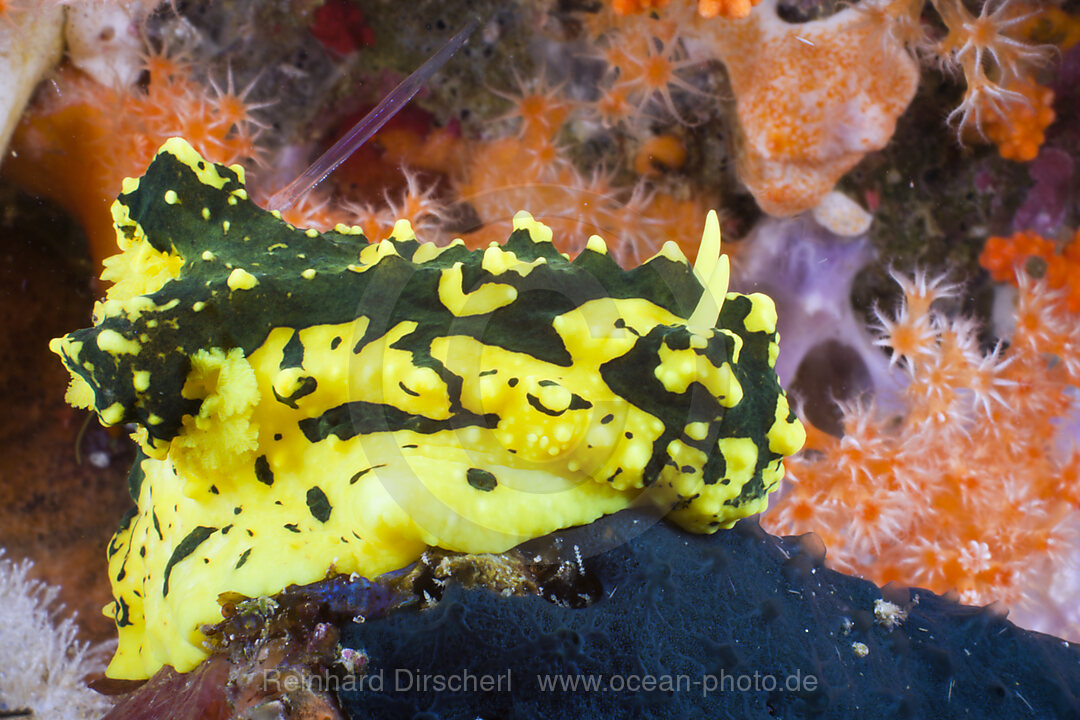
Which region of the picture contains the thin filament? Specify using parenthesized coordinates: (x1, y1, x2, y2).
(267, 18, 479, 211)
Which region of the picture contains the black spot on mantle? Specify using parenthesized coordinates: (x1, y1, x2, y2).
(466, 468, 497, 492)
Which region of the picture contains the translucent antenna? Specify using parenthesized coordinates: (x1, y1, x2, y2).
(267, 18, 480, 211)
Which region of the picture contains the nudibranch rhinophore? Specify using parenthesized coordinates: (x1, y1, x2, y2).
(51, 138, 805, 679)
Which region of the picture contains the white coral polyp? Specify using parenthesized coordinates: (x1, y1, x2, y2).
(0, 550, 112, 719)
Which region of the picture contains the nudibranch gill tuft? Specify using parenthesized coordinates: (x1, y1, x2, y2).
(50, 138, 805, 679)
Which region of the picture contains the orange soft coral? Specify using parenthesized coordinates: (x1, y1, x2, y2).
(589, 0, 918, 216)
(634, 133, 688, 175)
(446, 42, 715, 266)
(931, 0, 1053, 138)
(765, 270, 1080, 641)
(338, 168, 450, 241)
(612, 0, 670, 14)
(590, 0, 1052, 215)
(611, 0, 763, 20)
(981, 79, 1055, 162)
(584, 6, 707, 128)
(981, 228, 1080, 312)
(603, 30, 704, 124)
(491, 72, 574, 141)
(451, 129, 712, 266)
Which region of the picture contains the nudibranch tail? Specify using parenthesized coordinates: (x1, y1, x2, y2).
(687, 210, 729, 334)
(51, 139, 804, 679)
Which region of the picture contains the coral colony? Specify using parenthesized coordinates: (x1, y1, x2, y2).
(0, 0, 1079, 715)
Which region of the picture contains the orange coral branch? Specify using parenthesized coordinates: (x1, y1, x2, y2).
(765, 270, 1080, 640)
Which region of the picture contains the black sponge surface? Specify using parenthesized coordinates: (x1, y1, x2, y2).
(339, 511, 1080, 719)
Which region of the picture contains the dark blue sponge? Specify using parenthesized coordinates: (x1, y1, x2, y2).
(339, 511, 1080, 719)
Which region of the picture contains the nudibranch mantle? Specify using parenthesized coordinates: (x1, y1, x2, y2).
(50, 138, 805, 679)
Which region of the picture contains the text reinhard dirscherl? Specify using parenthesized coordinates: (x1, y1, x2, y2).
(263, 668, 818, 697)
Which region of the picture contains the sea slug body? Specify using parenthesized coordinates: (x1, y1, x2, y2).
(51, 138, 804, 679)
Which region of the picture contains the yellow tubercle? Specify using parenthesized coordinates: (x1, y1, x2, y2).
(743, 293, 778, 333)
(226, 268, 258, 291)
(96, 328, 141, 355)
(437, 263, 518, 316)
(391, 218, 417, 242)
(100, 402, 125, 426)
(512, 210, 553, 244)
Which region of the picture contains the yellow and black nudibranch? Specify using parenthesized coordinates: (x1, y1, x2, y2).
(50, 138, 805, 679)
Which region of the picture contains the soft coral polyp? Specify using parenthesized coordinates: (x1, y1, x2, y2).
(765, 271, 1080, 641)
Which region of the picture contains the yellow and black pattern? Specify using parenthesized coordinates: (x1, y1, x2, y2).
(51, 138, 804, 679)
